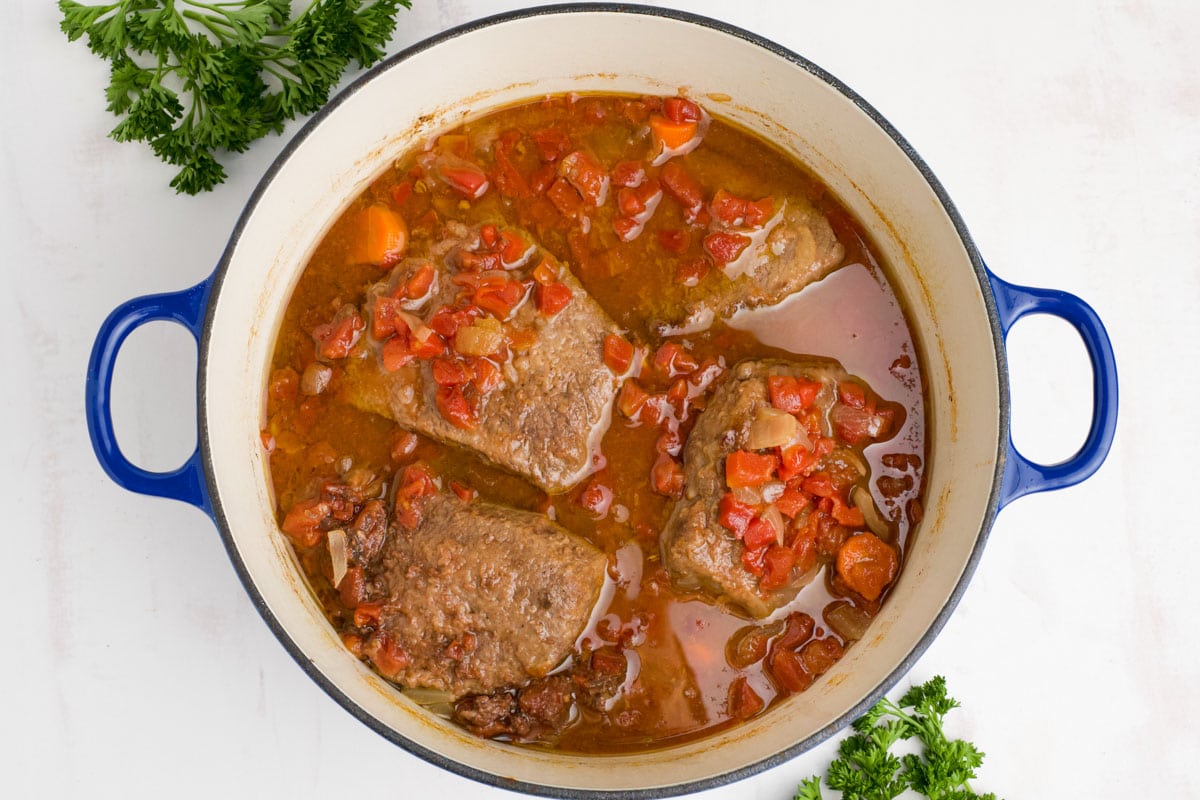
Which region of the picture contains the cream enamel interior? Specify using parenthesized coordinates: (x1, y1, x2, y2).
(202, 10, 1002, 794)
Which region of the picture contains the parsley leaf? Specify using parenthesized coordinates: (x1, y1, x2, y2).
(797, 676, 1002, 800)
(59, 0, 412, 194)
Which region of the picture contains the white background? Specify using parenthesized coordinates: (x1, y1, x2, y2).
(3, 1, 1198, 797)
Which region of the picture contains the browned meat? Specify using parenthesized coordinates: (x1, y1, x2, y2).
(661, 358, 897, 619)
(370, 492, 607, 699)
(656, 199, 845, 335)
(342, 222, 626, 494)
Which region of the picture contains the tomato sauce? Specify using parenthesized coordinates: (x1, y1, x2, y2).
(264, 93, 925, 752)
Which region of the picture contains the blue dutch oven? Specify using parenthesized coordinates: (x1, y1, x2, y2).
(85, 6, 1116, 797)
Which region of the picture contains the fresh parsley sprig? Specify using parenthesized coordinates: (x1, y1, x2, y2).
(796, 676, 1001, 800)
(59, 0, 411, 194)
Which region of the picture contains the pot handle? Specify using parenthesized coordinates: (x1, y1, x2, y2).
(85, 278, 214, 516)
(987, 269, 1118, 509)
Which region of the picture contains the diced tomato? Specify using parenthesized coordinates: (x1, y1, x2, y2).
(779, 444, 820, 481)
(617, 379, 650, 420)
(367, 634, 409, 678)
(547, 177, 584, 218)
(836, 533, 898, 601)
(353, 602, 382, 627)
(559, 150, 608, 206)
(718, 492, 757, 537)
(799, 637, 845, 679)
(471, 358, 503, 394)
(441, 165, 489, 199)
(703, 231, 751, 266)
(431, 357, 469, 386)
(449, 480, 477, 502)
(536, 281, 572, 316)
(499, 230, 530, 265)
(675, 258, 709, 286)
(617, 186, 646, 217)
(612, 216, 641, 242)
(663, 97, 703, 124)
(408, 330, 447, 359)
(802, 473, 837, 499)
(612, 160, 646, 188)
(743, 196, 775, 227)
(381, 335, 414, 371)
(710, 189, 775, 228)
(492, 141, 531, 199)
(769, 648, 813, 693)
(371, 295, 401, 340)
(269, 367, 299, 404)
(651, 453, 684, 498)
(475, 279, 527, 319)
(280, 499, 330, 548)
(710, 189, 747, 225)
(725, 450, 779, 488)
(480, 224, 499, 246)
(652, 342, 699, 376)
(838, 380, 867, 409)
(743, 516, 779, 550)
(312, 312, 364, 360)
(775, 486, 810, 518)
(531, 258, 558, 285)
(398, 464, 438, 500)
(390, 181, 413, 207)
(727, 676, 764, 720)
(830, 495, 866, 527)
(405, 262, 436, 300)
(576, 478, 613, 517)
(760, 544, 796, 590)
(455, 250, 502, 273)
(529, 163, 556, 194)
(767, 375, 822, 414)
(655, 425, 681, 455)
(791, 519, 820, 574)
(531, 127, 570, 162)
(428, 305, 476, 338)
(435, 384, 476, 429)
(660, 161, 704, 216)
(657, 228, 690, 254)
(338, 565, 367, 607)
(603, 333, 635, 373)
(741, 545, 767, 576)
(830, 404, 880, 445)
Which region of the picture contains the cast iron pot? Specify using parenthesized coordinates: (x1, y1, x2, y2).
(85, 5, 1118, 797)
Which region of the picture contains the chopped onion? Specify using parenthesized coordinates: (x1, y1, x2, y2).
(761, 504, 786, 547)
(394, 309, 436, 343)
(852, 486, 892, 539)
(402, 687, 455, 718)
(327, 528, 348, 588)
(761, 480, 785, 504)
(300, 362, 332, 396)
(454, 317, 504, 356)
(825, 601, 873, 642)
(747, 406, 798, 450)
(732, 485, 762, 505)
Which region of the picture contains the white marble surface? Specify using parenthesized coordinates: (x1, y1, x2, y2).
(3, 0, 1198, 797)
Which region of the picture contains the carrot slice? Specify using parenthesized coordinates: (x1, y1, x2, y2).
(350, 204, 407, 266)
(836, 532, 898, 601)
(650, 113, 698, 150)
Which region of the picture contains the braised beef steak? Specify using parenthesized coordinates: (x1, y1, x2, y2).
(374, 493, 607, 698)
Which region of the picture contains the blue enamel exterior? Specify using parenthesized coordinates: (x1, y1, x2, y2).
(85, 277, 215, 516)
(987, 269, 1119, 509)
